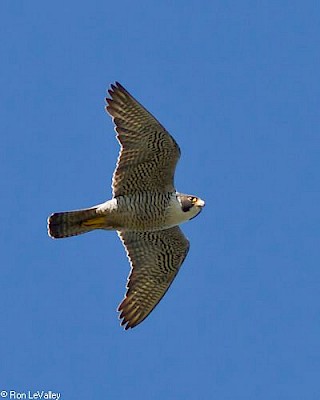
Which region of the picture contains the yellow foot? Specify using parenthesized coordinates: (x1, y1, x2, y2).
(82, 216, 107, 229)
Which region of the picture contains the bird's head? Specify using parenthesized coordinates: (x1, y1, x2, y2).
(176, 193, 205, 220)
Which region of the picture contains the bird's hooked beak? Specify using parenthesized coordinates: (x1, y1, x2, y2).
(195, 198, 205, 208)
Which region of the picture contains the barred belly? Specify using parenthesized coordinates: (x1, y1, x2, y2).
(113, 192, 173, 231)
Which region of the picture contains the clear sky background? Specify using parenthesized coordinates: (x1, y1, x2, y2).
(1, 1, 319, 399)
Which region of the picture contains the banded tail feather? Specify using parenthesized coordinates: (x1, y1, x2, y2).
(48, 206, 108, 238)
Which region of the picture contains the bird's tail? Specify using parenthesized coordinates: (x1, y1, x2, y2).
(48, 206, 110, 239)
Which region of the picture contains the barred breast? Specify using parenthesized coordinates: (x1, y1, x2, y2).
(97, 192, 175, 231)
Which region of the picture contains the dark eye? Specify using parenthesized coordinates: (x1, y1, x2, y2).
(181, 196, 194, 212)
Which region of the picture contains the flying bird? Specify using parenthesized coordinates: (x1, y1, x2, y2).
(48, 82, 205, 329)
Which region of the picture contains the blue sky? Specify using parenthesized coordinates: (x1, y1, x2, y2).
(1, 1, 319, 399)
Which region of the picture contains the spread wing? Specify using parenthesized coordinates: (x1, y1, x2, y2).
(117, 226, 190, 329)
(106, 82, 181, 197)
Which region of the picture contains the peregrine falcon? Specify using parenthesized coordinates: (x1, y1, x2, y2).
(48, 82, 205, 329)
